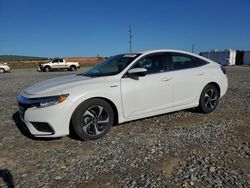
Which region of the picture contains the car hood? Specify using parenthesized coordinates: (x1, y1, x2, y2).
(23, 75, 102, 96)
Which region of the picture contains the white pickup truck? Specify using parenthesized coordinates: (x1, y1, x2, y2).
(0, 62, 11, 73)
(37, 58, 80, 72)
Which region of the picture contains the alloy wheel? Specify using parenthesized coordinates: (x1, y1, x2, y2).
(81, 106, 110, 136)
(204, 89, 218, 111)
(70, 66, 76, 71)
(44, 67, 50, 72)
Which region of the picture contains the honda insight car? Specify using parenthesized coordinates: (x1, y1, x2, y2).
(18, 49, 228, 140)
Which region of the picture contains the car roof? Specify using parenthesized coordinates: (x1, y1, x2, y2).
(124, 49, 195, 56)
(135, 49, 194, 55)
(52, 58, 63, 60)
(132, 49, 218, 65)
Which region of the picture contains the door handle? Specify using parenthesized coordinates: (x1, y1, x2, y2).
(161, 77, 172, 82)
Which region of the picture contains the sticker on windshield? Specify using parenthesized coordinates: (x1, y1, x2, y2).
(123, 54, 138, 58)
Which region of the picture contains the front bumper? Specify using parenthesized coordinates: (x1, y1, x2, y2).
(18, 96, 76, 137)
(37, 66, 42, 72)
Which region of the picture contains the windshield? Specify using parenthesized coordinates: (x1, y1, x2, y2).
(82, 53, 141, 77)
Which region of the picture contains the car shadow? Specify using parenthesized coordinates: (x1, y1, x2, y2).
(0, 169, 14, 188)
(12, 112, 60, 141)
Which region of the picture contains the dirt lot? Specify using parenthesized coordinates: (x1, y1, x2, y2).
(0, 67, 249, 187)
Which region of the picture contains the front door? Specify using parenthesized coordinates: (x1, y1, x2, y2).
(121, 53, 174, 119)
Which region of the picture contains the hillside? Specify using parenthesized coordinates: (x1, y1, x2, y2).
(0, 55, 48, 62)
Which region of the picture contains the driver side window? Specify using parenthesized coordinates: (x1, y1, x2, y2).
(132, 53, 168, 74)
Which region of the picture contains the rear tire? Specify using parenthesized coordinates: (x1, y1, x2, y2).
(198, 84, 219, 113)
(71, 99, 114, 140)
(69, 65, 76, 71)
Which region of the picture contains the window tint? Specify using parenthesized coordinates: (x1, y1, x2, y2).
(133, 53, 168, 74)
(171, 54, 207, 70)
(59, 59, 63, 62)
(53, 59, 58, 63)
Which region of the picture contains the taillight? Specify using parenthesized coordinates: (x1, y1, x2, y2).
(220, 65, 226, 74)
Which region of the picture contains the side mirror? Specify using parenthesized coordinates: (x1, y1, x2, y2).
(127, 68, 147, 77)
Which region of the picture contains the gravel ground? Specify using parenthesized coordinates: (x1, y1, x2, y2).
(0, 67, 249, 188)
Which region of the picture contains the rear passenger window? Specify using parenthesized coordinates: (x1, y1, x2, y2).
(171, 54, 207, 70)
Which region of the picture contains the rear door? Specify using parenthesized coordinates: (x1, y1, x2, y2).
(169, 53, 208, 107)
(121, 53, 174, 118)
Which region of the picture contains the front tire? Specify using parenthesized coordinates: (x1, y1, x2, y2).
(43, 66, 51, 72)
(71, 99, 114, 140)
(0, 68, 5, 73)
(198, 84, 219, 113)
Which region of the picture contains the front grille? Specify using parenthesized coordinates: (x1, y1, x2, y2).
(31, 122, 54, 134)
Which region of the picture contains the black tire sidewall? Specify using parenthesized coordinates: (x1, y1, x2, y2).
(72, 99, 114, 140)
(0, 68, 5, 73)
(199, 85, 219, 113)
(44, 66, 50, 72)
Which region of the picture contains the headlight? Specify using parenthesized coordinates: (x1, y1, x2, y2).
(18, 94, 69, 108)
(37, 94, 69, 108)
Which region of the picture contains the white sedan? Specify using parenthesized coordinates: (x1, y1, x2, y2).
(17, 49, 228, 140)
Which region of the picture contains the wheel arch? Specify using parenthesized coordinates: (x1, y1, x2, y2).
(0, 68, 5, 73)
(43, 65, 51, 70)
(69, 65, 77, 71)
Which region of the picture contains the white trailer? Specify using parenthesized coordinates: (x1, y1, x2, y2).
(200, 49, 236, 66)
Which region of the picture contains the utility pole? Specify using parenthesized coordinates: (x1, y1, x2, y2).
(192, 43, 194, 53)
(128, 24, 132, 52)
